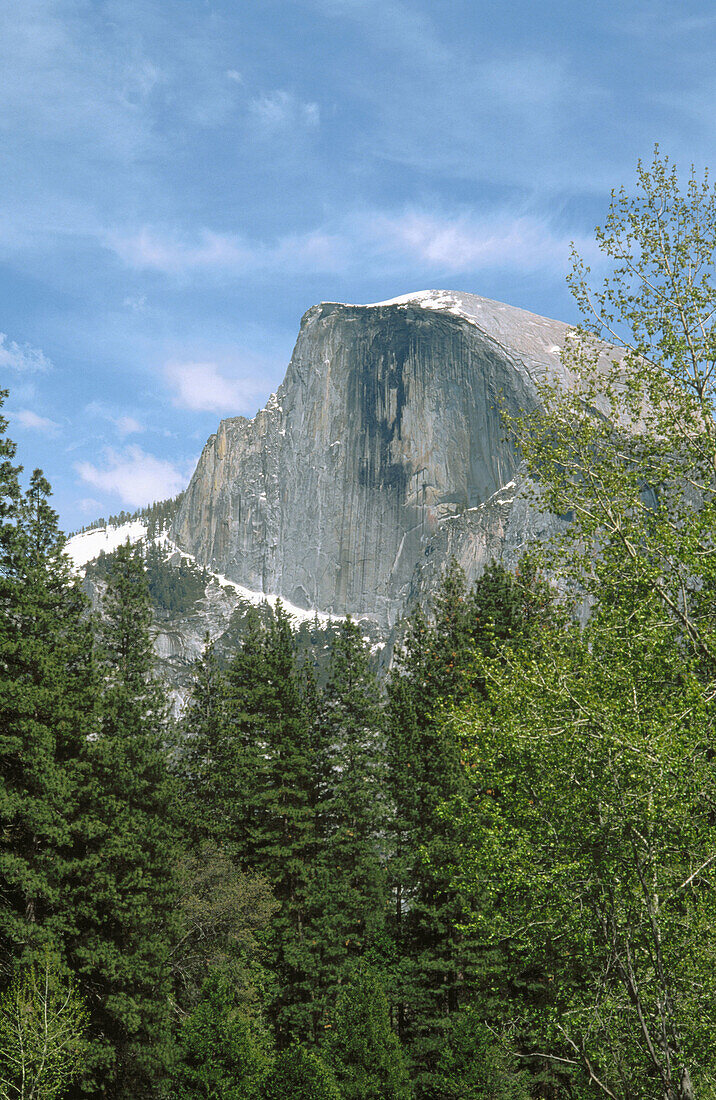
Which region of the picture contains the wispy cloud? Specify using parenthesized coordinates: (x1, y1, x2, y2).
(306, 0, 616, 192)
(0, 333, 52, 372)
(165, 360, 264, 414)
(123, 294, 148, 312)
(370, 210, 588, 273)
(115, 415, 144, 436)
(248, 90, 320, 133)
(109, 207, 584, 280)
(85, 402, 144, 437)
(615, 6, 716, 39)
(77, 496, 104, 515)
(108, 228, 253, 273)
(13, 408, 60, 434)
(75, 445, 190, 508)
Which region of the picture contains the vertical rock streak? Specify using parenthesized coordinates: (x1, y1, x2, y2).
(172, 292, 574, 625)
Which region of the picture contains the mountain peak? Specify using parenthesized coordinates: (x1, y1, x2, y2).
(323, 289, 571, 383)
(172, 292, 575, 626)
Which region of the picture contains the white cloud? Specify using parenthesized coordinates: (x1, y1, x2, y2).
(75, 445, 189, 508)
(109, 224, 348, 277)
(165, 360, 263, 413)
(13, 408, 60, 434)
(77, 496, 103, 515)
(371, 210, 584, 273)
(108, 227, 253, 274)
(109, 207, 584, 281)
(226, 69, 243, 83)
(248, 90, 320, 132)
(115, 415, 144, 437)
(0, 333, 52, 372)
(84, 402, 144, 436)
(123, 294, 148, 312)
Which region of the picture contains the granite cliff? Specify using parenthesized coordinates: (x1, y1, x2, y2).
(172, 290, 581, 627)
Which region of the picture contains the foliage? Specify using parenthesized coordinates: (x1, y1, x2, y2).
(172, 840, 277, 1014)
(0, 412, 98, 972)
(384, 560, 551, 1092)
(144, 544, 207, 613)
(510, 148, 716, 662)
(432, 1011, 530, 1100)
(180, 612, 268, 859)
(458, 143, 716, 1100)
(72, 542, 179, 1096)
(262, 1045, 340, 1100)
(0, 954, 88, 1100)
(174, 970, 271, 1100)
(179, 605, 322, 1042)
(88, 541, 207, 614)
(326, 965, 413, 1100)
(309, 618, 389, 1021)
(71, 492, 184, 539)
(9, 147, 716, 1097)
(385, 562, 476, 1076)
(452, 593, 716, 1099)
(252, 604, 323, 1042)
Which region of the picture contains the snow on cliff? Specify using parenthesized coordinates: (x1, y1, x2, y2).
(66, 520, 147, 568)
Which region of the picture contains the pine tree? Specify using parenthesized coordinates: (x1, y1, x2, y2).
(309, 618, 388, 1024)
(385, 562, 475, 1084)
(256, 604, 321, 1044)
(178, 637, 231, 847)
(219, 608, 274, 865)
(71, 543, 179, 1096)
(468, 559, 554, 665)
(179, 608, 274, 863)
(184, 604, 322, 1044)
(173, 970, 271, 1100)
(385, 560, 549, 1094)
(0, 404, 97, 976)
(432, 1010, 530, 1100)
(326, 965, 413, 1100)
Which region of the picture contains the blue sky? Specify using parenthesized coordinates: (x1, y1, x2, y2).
(2, 0, 716, 531)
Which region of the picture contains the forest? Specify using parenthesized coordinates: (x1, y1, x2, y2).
(2, 152, 716, 1100)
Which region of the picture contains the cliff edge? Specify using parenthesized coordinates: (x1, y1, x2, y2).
(172, 290, 581, 626)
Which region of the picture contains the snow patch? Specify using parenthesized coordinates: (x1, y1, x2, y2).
(160, 538, 341, 628)
(67, 522, 343, 629)
(341, 288, 542, 340)
(361, 289, 471, 321)
(66, 520, 147, 568)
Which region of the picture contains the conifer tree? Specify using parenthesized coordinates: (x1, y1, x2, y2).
(468, 559, 554, 664)
(71, 543, 179, 1096)
(180, 608, 275, 863)
(326, 965, 413, 1100)
(263, 1045, 341, 1100)
(386, 560, 550, 1093)
(174, 969, 271, 1100)
(432, 1011, 530, 1100)
(179, 638, 231, 847)
(385, 562, 475, 1081)
(256, 604, 321, 1043)
(0, 398, 97, 975)
(219, 608, 274, 865)
(309, 618, 388, 1021)
(185, 604, 323, 1043)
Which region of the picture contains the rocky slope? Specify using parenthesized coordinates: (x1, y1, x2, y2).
(172, 290, 586, 628)
(69, 522, 361, 707)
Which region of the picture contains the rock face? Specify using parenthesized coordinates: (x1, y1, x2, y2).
(172, 290, 579, 627)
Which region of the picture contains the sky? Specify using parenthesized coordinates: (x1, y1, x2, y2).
(2, 0, 716, 532)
